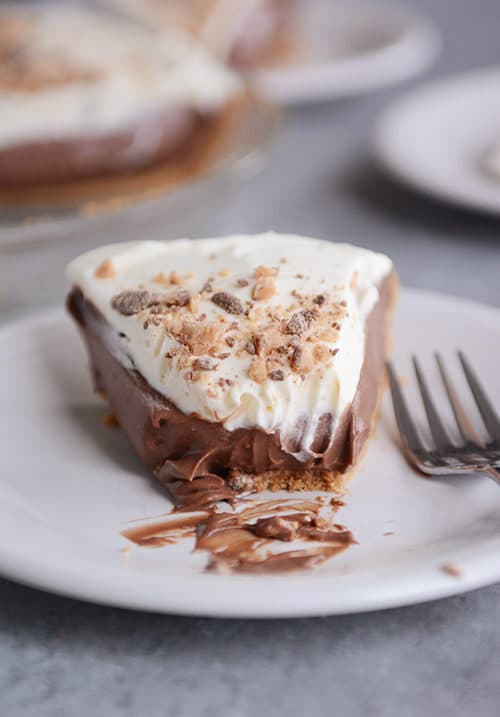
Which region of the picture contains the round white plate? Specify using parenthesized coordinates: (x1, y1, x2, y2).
(1, 287, 500, 618)
(375, 67, 500, 213)
(252, 0, 440, 104)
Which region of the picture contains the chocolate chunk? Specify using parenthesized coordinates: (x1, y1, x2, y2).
(236, 279, 249, 287)
(211, 292, 244, 315)
(286, 312, 307, 335)
(174, 289, 191, 307)
(225, 336, 235, 348)
(301, 309, 319, 325)
(313, 294, 326, 306)
(201, 280, 213, 293)
(244, 338, 257, 355)
(111, 290, 152, 316)
(192, 357, 218, 371)
(269, 369, 285, 381)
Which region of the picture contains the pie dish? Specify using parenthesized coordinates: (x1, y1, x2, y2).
(0, 3, 241, 186)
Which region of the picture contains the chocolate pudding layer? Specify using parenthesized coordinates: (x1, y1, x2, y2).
(0, 107, 201, 186)
(67, 271, 396, 492)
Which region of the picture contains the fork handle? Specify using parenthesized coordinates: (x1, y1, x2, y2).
(482, 466, 500, 486)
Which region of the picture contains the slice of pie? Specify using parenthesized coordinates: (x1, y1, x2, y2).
(67, 233, 396, 498)
(0, 4, 241, 186)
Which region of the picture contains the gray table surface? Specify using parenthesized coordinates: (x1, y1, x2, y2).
(2, 1, 500, 715)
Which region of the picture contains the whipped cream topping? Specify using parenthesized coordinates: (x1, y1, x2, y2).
(67, 234, 392, 460)
(102, 0, 268, 60)
(0, 4, 241, 149)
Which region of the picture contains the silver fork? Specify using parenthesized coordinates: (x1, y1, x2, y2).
(387, 351, 500, 485)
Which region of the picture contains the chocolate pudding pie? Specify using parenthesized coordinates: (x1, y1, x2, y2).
(102, 0, 292, 69)
(0, 4, 241, 186)
(67, 234, 396, 500)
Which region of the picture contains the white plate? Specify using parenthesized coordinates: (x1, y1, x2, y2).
(374, 67, 500, 214)
(1, 288, 500, 618)
(252, 0, 440, 105)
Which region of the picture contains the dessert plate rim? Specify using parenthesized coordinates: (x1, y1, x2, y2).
(374, 65, 500, 214)
(1, 286, 500, 618)
(251, 0, 440, 105)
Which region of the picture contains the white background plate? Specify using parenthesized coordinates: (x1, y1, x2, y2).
(252, 0, 440, 104)
(1, 288, 500, 617)
(374, 66, 500, 213)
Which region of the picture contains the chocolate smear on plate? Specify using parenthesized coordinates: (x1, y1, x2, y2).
(121, 476, 355, 574)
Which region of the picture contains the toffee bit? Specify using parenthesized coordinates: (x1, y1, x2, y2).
(192, 357, 218, 371)
(225, 378, 234, 386)
(313, 344, 330, 363)
(441, 563, 462, 578)
(291, 344, 314, 374)
(94, 258, 116, 279)
(188, 292, 201, 314)
(201, 280, 213, 294)
(254, 265, 278, 279)
(236, 278, 249, 287)
(185, 370, 201, 383)
(285, 312, 307, 335)
(248, 357, 267, 384)
(111, 290, 151, 315)
(168, 271, 182, 285)
(331, 348, 339, 357)
(269, 369, 285, 381)
(174, 289, 191, 307)
(252, 278, 276, 301)
(211, 291, 244, 315)
(152, 272, 169, 285)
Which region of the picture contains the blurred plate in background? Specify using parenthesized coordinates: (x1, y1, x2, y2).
(0, 95, 280, 251)
(251, 0, 440, 105)
(374, 67, 500, 214)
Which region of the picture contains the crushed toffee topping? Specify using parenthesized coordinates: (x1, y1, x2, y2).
(107, 261, 349, 385)
(94, 258, 116, 279)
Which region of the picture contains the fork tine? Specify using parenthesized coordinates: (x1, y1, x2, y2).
(412, 356, 452, 449)
(458, 351, 500, 441)
(387, 362, 426, 453)
(435, 353, 482, 445)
